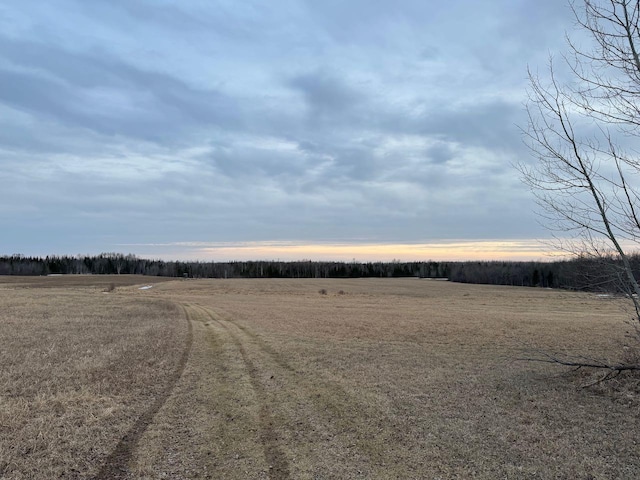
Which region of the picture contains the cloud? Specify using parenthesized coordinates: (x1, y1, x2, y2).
(425, 142, 455, 165)
(290, 70, 364, 122)
(0, 37, 243, 143)
(0, 0, 568, 258)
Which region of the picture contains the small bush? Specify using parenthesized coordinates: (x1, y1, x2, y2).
(105, 283, 115, 292)
(337, 290, 345, 295)
(318, 288, 327, 295)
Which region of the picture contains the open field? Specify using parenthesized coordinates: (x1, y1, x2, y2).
(1, 276, 639, 478)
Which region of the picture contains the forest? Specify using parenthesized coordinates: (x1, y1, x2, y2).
(0, 252, 634, 292)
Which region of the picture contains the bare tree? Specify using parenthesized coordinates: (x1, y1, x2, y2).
(521, 0, 640, 373)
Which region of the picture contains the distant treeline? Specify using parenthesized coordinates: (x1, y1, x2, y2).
(1, 252, 637, 292)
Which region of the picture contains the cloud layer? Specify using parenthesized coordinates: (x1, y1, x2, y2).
(0, 0, 572, 259)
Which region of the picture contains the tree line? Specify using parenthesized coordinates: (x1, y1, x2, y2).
(0, 252, 636, 292)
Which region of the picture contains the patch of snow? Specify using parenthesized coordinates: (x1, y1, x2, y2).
(138, 285, 153, 290)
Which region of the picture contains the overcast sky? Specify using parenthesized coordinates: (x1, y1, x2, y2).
(0, 0, 576, 261)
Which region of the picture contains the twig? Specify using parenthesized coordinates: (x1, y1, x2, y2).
(518, 350, 640, 372)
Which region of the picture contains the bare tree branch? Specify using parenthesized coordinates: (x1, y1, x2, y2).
(521, 0, 640, 374)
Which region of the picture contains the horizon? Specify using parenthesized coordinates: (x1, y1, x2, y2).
(5, 239, 566, 264)
(117, 239, 562, 263)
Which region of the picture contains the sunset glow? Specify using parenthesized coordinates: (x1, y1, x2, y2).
(127, 240, 564, 263)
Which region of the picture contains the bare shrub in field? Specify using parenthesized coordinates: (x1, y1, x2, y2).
(318, 288, 327, 295)
(337, 289, 345, 295)
(104, 282, 115, 292)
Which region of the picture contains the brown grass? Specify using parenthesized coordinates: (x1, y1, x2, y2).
(0, 276, 186, 479)
(1, 276, 640, 478)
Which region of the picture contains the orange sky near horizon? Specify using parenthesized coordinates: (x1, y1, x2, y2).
(132, 240, 566, 263)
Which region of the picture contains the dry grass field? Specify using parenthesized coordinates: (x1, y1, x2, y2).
(1, 275, 639, 479)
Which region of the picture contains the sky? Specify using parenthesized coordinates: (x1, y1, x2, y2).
(0, 0, 576, 262)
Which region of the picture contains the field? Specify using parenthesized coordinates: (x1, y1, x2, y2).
(1, 275, 639, 479)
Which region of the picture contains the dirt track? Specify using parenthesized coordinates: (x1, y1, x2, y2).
(92, 306, 193, 480)
(96, 295, 409, 479)
(185, 304, 291, 478)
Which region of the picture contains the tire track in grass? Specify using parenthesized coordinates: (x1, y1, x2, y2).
(93, 304, 194, 480)
(196, 304, 401, 478)
(191, 302, 397, 478)
(190, 304, 291, 479)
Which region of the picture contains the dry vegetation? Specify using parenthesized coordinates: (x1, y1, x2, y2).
(0, 276, 186, 479)
(1, 275, 639, 478)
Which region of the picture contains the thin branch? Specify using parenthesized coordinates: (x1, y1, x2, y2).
(518, 350, 640, 371)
